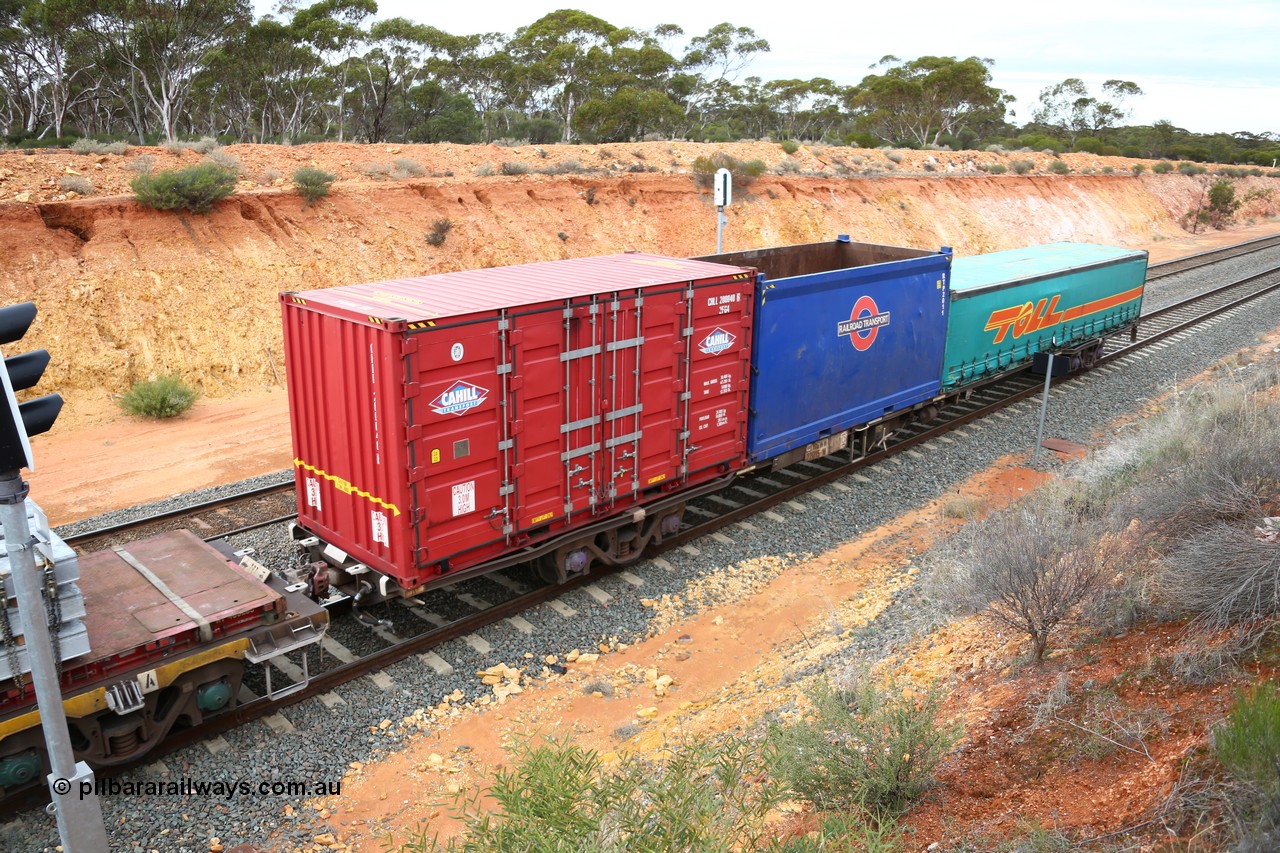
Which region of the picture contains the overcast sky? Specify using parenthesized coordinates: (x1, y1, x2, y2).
(257, 0, 1279, 135)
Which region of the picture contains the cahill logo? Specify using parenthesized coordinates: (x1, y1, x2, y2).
(430, 380, 488, 416)
(837, 295, 891, 352)
(699, 327, 737, 355)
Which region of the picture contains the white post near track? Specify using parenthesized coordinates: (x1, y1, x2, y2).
(1033, 340, 1056, 459)
(714, 168, 732, 253)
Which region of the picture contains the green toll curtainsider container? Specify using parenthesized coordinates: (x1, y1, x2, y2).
(941, 242, 1148, 389)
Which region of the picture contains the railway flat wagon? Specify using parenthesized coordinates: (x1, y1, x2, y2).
(282, 253, 756, 599)
(942, 242, 1148, 389)
(0, 520, 326, 796)
(697, 237, 952, 466)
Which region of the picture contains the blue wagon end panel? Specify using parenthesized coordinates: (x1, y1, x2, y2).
(698, 240, 951, 465)
(943, 242, 1148, 388)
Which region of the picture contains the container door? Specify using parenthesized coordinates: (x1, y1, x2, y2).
(407, 323, 506, 568)
(561, 298, 604, 518)
(502, 306, 564, 534)
(682, 277, 754, 477)
(632, 289, 686, 492)
(599, 293, 646, 508)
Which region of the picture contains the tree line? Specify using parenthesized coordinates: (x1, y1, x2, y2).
(2, 1, 1277, 166)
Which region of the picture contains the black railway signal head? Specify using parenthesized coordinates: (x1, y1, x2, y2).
(0, 302, 63, 473)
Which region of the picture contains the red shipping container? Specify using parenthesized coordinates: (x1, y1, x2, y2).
(282, 253, 755, 596)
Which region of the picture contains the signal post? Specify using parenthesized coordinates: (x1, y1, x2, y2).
(0, 302, 108, 851)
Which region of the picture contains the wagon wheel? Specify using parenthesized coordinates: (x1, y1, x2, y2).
(535, 544, 594, 585)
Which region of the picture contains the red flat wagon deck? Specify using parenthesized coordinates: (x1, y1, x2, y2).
(2, 529, 326, 782)
(282, 252, 757, 595)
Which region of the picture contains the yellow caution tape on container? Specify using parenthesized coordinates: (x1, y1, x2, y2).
(294, 459, 402, 516)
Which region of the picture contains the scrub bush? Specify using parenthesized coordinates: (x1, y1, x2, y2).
(691, 153, 766, 189)
(425, 218, 452, 246)
(58, 175, 93, 195)
(70, 138, 128, 155)
(119, 375, 197, 418)
(1214, 683, 1280, 792)
(292, 167, 335, 205)
(395, 735, 779, 851)
(131, 163, 236, 214)
(767, 675, 959, 812)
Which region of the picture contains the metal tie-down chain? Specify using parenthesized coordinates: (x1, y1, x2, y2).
(0, 593, 27, 697)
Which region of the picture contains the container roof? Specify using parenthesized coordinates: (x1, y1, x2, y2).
(950, 242, 1147, 293)
(288, 253, 754, 324)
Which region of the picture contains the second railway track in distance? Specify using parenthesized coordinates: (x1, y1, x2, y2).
(64, 480, 298, 551)
(1145, 233, 1280, 281)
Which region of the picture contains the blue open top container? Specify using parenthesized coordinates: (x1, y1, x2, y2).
(698, 238, 952, 464)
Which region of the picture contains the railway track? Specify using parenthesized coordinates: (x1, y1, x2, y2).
(64, 480, 296, 551)
(13, 235, 1275, 821)
(1145, 233, 1280, 281)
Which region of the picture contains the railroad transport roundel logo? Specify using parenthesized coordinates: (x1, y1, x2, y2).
(430, 380, 489, 416)
(837, 295, 891, 351)
(699, 327, 737, 355)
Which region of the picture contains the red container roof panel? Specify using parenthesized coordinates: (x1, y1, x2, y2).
(287, 253, 755, 324)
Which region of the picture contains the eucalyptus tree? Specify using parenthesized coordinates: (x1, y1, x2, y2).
(678, 22, 769, 136)
(1032, 77, 1143, 144)
(426, 30, 513, 142)
(508, 9, 618, 142)
(852, 55, 1010, 147)
(572, 26, 681, 142)
(348, 17, 446, 142)
(0, 0, 94, 137)
(764, 77, 842, 141)
(81, 0, 253, 142)
(290, 0, 375, 141)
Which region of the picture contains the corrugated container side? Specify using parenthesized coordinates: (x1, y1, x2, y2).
(700, 239, 951, 464)
(282, 297, 414, 575)
(942, 243, 1148, 388)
